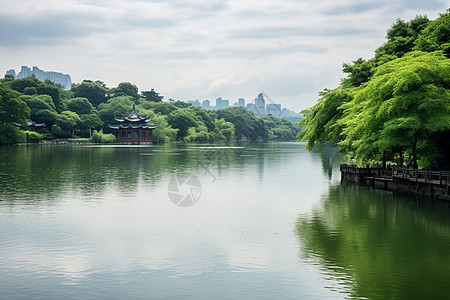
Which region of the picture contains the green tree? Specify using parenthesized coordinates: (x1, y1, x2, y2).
(23, 86, 37, 95)
(185, 122, 211, 142)
(66, 97, 93, 115)
(298, 88, 353, 150)
(213, 107, 268, 140)
(0, 74, 15, 85)
(141, 89, 163, 102)
(168, 109, 198, 140)
(187, 106, 215, 131)
(0, 82, 29, 144)
(81, 114, 104, 137)
(262, 115, 299, 140)
(342, 58, 374, 87)
(139, 100, 177, 115)
(9, 77, 61, 111)
(299, 11, 450, 168)
(214, 118, 235, 141)
(149, 113, 177, 143)
(55, 111, 81, 134)
(173, 100, 190, 108)
(20, 94, 57, 126)
(71, 80, 109, 107)
(375, 16, 430, 60)
(414, 10, 450, 57)
(339, 51, 450, 167)
(112, 82, 139, 101)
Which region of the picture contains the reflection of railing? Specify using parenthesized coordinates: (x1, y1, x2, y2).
(117, 137, 153, 143)
(340, 164, 450, 200)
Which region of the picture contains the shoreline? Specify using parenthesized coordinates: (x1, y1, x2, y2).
(340, 164, 450, 202)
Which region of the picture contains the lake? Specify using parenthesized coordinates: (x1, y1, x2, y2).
(0, 142, 449, 299)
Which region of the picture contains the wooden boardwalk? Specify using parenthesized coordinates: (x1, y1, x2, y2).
(340, 163, 450, 201)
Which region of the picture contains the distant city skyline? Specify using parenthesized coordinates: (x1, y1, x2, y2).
(4, 64, 300, 119)
(187, 93, 301, 122)
(6, 66, 72, 90)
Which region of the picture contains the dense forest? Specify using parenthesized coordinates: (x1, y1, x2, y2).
(0, 76, 299, 145)
(298, 10, 450, 168)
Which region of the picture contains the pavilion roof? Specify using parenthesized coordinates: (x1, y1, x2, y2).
(109, 124, 159, 130)
(13, 119, 46, 127)
(114, 106, 152, 123)
(109, 106, 159, 129)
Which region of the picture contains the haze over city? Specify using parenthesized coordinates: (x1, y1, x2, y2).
(0, 0, 447, 112)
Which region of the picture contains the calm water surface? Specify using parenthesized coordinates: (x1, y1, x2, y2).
(0, 142, 449, 299)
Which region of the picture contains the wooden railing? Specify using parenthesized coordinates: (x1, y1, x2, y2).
(340, 164, 449, 185)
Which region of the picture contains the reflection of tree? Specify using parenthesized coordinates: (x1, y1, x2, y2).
(317, 144, 345, 179)
(296, 184, 450, 299)
(0, 143, 274, 206)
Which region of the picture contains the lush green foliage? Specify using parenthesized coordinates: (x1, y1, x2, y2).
(66, 97, 93, 115)
(298, 10, 450, 168)
(1, 72, 299, 144)
(112, 82, 139, 101)
(71, 80, 109, 107)
(0, 82, 29, 144)
(141, 89, 163, 102)
(20, 94, 58, 126)
(91, 130, 116, 143)
(24, 130, 43, 142)
(262, 115, 301, 141)
(7, 77, 62, 111)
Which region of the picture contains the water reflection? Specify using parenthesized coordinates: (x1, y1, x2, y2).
(317, 144, 345, 180)
(296, 183, 450, 299)
(0, 143, 256, 204)
(1, 142, 347, 299)
(0, 142, 301, 207)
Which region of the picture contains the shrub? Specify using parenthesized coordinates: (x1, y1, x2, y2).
(91, 130, 116, 143)
(0, 124, 26, 145)
(24, 131, 43, 142)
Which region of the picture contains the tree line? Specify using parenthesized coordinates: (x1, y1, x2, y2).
(298, 10, 450, 168)
(0, 77, 299, 144)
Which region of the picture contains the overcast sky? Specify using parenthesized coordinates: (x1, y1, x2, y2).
(0, 0, 448, 111)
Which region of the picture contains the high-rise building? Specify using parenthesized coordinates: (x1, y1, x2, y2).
(202, 99, 211, 110)
(238, 98, 245, 107)
(187, 99, 201, 107)
(216, 97, 229, 109)
(254, 93, 266, 116)
(5, 69, 16, 77)
(267, 103, 282, 117)
(246, 103, 258, 115)
(6, 66, 72, 90)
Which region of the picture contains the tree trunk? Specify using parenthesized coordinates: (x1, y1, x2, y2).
(412, 134, 418, 169)
(399, 148, 403, 167)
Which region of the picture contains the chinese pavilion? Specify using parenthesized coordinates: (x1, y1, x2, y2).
(14, 119, 46, 133)
(108, 106, 159, 144)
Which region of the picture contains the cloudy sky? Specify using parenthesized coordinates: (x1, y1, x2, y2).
(0, 0, 448, 111)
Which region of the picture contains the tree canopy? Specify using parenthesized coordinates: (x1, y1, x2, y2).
(71, 80, 109, 107)
(0, 82, 29, 144)
(298, 11, 450, 168)
(1, 74, 299, 143)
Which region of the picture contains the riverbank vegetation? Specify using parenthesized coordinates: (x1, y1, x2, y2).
(298, 10, 450, 168)
(0, 77, 300, 145)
